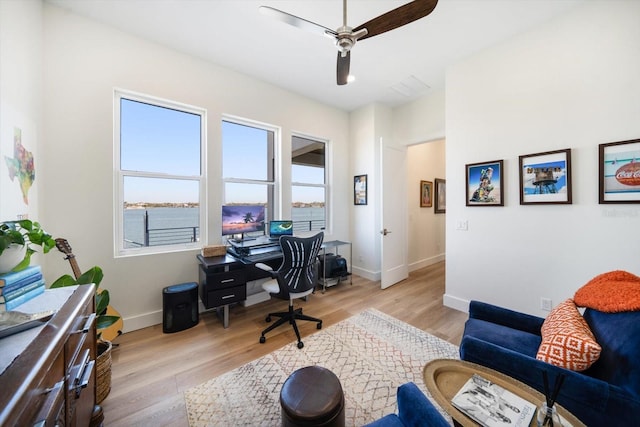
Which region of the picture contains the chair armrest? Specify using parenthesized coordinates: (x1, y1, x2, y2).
(469, 300, 544, 335)
(254, 262, 273, 272)
(396, 382, 449, 427)
(254, 262, 278, 279)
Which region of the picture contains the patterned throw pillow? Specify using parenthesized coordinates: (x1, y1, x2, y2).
(536, 298, 601, 371)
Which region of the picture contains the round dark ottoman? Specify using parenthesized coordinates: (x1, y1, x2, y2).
(280, 366, 345, 427)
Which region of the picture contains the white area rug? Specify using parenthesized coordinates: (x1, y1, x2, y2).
(184, 308, 459, 426)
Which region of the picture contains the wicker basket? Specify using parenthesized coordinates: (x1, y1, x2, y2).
(96, 340, 112, 404)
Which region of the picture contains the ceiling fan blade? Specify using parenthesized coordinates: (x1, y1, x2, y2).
(353, 0, 438, 41)
(259, 6, 337, 39)
(337, 51, 351, 86)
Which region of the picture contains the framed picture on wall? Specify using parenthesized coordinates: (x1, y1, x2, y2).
(519, 149, 572, 205)
(465, 160, 504, 206)
(420, 180, 433, 207)
(434, 178, 446, 213)
(599, 138, 640, 204)
(354, 174, 367, 205)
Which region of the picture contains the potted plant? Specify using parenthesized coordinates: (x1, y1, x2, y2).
(51, 265, 121, 403)
(0, 220, 56, 273)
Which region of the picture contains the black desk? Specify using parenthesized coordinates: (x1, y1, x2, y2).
(197, 249, 282, 328)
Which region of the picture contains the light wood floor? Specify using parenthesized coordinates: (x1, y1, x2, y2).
(102, 261, 468, 426)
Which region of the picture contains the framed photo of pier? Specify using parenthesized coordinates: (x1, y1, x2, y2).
(519, 149, 572, 205)
(420, 180, 433, 207)
(434, 178, 446, 213)
(599, 139, 640, 204)
(465, 160, 503, 207)
(354, 174, 368, 205)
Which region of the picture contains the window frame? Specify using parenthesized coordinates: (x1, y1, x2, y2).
(113, 89, 207, 257)
(291, 132, 330, 234)
(221, 116, 281, 226)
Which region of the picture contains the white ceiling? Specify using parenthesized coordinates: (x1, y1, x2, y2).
(45, 0, 584, 112)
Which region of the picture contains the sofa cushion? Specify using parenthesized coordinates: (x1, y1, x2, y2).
(463, 318, 541, 357)
(536, 299, 601, 371)
(583, 308, 640, 397)
(574, 270, 640, 312)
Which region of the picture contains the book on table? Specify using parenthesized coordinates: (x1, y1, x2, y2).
(0, 282, 46, 312)
(451, 373, 536, 427)
(0, 265, 42, 290)
(0, 278, 46, 303)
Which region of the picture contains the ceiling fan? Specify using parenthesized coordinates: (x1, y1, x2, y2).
(260, 0, 438, 85)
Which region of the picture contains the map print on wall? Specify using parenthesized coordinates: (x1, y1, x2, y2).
(4, 127, 35, 205)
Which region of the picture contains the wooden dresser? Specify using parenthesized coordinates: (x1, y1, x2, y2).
(0, 284, 98, 426)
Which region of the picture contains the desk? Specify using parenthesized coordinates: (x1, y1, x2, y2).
(423, 359, 585, 427)
(197, 253, 280, 328)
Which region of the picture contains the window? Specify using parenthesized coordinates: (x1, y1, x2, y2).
(291, 135, 327, 233)
(222, 118, 276, 239)
(114, 90, 206, 256)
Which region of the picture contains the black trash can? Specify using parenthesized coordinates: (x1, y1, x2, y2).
(163, 282, 199, 333)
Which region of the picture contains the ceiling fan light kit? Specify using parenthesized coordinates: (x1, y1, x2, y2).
(260, 0, 438, 86)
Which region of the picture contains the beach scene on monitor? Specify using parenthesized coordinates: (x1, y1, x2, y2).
(222, 205, 265, 236)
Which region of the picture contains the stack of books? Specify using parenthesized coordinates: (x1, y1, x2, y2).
(0, 265, 45, 312)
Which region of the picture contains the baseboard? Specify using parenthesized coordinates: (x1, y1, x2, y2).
(122, 310, 163, 333)
(443, 293, 470, 313)
(408, 254, 445, 272)
(351, 266, 380, 281)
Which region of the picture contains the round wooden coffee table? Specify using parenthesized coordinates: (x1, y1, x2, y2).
(423, 359, 585, 427)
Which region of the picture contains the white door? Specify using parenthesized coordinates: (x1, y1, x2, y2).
(380, 141, 408, 289)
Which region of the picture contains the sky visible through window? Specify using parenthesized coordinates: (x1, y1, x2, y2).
(122, 101, 323, 204)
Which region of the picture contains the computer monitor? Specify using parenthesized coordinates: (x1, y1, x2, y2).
(269, 220, 293, 239)
(221, 205, 265, 240)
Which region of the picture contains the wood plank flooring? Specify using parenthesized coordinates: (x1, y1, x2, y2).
(102, 261, 468, 426)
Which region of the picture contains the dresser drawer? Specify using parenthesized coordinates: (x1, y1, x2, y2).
(206, 284, 246, 307)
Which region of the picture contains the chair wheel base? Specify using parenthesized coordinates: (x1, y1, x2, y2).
(297, 341, 304, 349)
(260, 336, 266, 344)
(265, 316, 271, 322)
(317, 322, 322, 329)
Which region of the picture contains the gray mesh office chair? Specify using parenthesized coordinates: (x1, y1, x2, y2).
(256, 232, 324, 349)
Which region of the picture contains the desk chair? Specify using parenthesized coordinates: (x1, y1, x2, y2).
(256, 232, 324, 349)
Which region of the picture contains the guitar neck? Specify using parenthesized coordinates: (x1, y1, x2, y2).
(66, 255, 82, 280)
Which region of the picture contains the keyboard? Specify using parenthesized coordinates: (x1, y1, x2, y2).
(242, 249, 282, 263)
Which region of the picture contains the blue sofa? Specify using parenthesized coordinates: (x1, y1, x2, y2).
(364, 382, 449, 427)
(459, 300, 640, 426)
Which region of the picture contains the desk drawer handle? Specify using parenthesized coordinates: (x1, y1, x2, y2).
(220, 278, 235, 284)
(34, 380, 65, 426)
(79, 313, 96, 334)
(73, 349, 94, 398)
(222, 294, 236, 299)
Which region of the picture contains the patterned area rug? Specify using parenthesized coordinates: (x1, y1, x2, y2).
(183, 308, 459, 426)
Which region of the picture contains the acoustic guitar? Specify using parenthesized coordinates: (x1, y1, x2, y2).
(55, 238, 123, 341)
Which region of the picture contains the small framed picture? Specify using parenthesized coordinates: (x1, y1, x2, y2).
(519, 149, 572, 205)
(466, 160, 504, 207)
(354, 174, 367, 205)
(599, 138, 640, 204)
(434, 178, 446, 213)
(420, 180, 433, 207)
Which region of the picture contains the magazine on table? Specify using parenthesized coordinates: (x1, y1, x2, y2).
(451, 373, 536, 427)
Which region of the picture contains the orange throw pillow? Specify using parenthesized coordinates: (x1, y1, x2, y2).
(536, 299, 601, 371)
(574, 270, 640, 312)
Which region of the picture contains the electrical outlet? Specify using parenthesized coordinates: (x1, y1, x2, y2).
(456, 220, 468, 231)
(541, 298, 552, 311)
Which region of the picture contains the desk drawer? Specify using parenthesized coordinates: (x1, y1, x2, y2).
(206, 270, 246, 288)
(206, 285, 246, 307)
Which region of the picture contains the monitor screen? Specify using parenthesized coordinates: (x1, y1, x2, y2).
(221, 205, 265, 236)
(269, 220, 293, 238)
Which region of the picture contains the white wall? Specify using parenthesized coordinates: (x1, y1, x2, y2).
(444, 1, 640, 316)
(40, 4, 350, 332)
(406, 139, 446, 270)
(0, 0, 43, 222)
